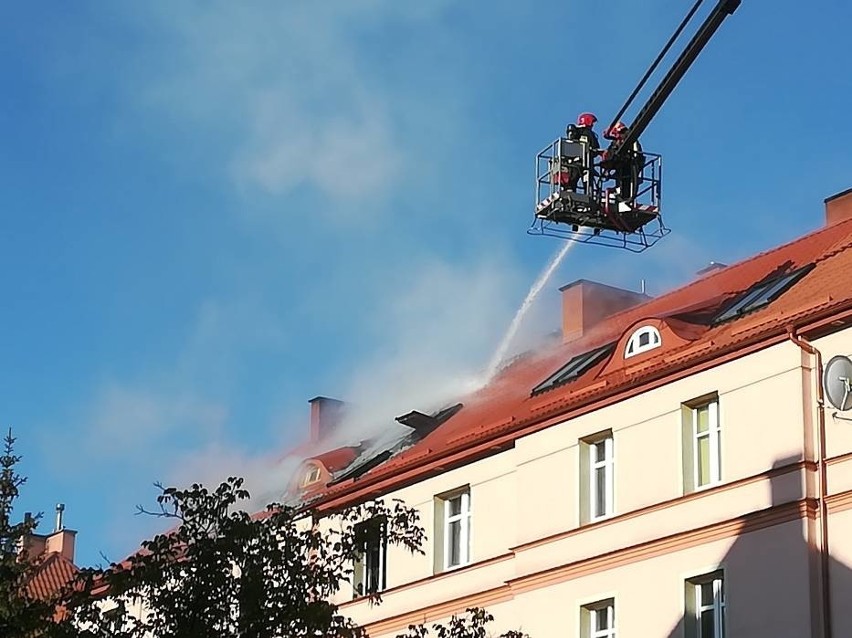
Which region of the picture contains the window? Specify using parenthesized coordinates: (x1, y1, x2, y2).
(686, 571, 725, 638)
(531, 343, 615, 396)
(434, 489, 471, 571)
(624, 325, 661, 358)
(301, 463, 322, 487)
(682, 395, 721, 491)
(580, 432, 614, 523)
(714, 264, 813, 324)
(581, 599, 616, 638)
(353, 518, 387, 597)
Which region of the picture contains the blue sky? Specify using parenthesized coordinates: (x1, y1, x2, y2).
(3, 0, 851, 566)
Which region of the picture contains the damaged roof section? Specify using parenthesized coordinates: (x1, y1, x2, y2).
(395, 403, 463, 436)
(328, 403, 464, 486)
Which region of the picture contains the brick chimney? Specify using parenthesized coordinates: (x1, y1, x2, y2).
(21, 506, 77, 563)
(825, 188, 852, 226)
(44, 528, 76, 562)
(21, 512, 46, 557)
(560, 279, 650, 343)
(308, 396, 345, 443)
(45, 503, 75, 562)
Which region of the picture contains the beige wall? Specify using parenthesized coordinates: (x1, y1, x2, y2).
(507, 519, 812, 638)
(338, 331, 852, 637)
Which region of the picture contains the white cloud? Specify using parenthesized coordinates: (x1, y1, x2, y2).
(121, 1, 463, 214)
(236, 94, 400, 201)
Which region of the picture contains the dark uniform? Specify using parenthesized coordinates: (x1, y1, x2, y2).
(602, 125, 644, 202)
(620, 140, 645, 201)
(563, 124, 600, 191)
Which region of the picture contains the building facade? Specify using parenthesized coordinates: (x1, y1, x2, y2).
(294, 189, 852, 637)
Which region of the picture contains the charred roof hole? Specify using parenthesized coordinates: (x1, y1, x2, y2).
(396, 403, 463, 438)
(625, 325, 661, 359)
(531, 343, 615, 396)
(713, 263, 815, 325)
(328, 451, 393, 486)
(326, 403, 463, 487)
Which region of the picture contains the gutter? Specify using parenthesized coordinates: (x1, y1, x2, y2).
(787, 327, 832, 638)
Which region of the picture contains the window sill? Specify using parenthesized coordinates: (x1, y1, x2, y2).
(439, 560, 471, 574)
(350, 589, 386, 603)
(588, 511, 615, 524)
(690, 480, 722, 494)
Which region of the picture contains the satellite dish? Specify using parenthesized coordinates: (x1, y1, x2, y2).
(823, 355, 852, 411)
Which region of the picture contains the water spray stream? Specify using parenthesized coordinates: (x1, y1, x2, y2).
(485, 237, 579, 380)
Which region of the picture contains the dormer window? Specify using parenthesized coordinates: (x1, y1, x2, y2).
(301, 463, 322, 487)
(625, 325, 661, 358)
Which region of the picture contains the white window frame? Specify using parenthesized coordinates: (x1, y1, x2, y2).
(589, 435, 614, 520)
(624, 325, 661, 358)
(692, 399, 721, 489)
(443, 490, 471, 570)
(301, 463, 322, 487)
(690, 572, 725, 638)
(583, 599, 616, 638)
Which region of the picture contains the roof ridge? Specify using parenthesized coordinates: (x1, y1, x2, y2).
(815, 235, 852, 264)
(601, 217, 852, 326)
(691, 216, 852, 284)
(32, 549, 77, 569)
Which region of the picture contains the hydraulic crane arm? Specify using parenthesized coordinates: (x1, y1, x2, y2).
(610, 0, 741, 158)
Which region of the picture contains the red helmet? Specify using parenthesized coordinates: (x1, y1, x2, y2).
(605, 121, 628, 140)
(577, 112, 597, 127)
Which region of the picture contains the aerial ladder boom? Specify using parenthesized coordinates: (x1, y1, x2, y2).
(610, 0, 742, 158)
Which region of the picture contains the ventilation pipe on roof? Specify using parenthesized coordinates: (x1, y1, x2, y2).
(825, 187, 852, 226)
(54, 503, 64, 532)
(308, 396, 345, 443)
(560, 279, 651, 343)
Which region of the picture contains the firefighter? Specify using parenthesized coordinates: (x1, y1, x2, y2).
(567, 112, 600, 151)
(602, 121, 645, 201)
(560, 112, 600, 191)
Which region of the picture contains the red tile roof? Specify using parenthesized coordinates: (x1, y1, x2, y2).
(314, 446, 361, 473)
(25, 552, 79, 602)
(313, 217, 852, 511)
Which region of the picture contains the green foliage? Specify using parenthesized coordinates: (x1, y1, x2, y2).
(0, 429, 64, 637)
(70, 477, 423, 637)
(68, 477, 528, 638)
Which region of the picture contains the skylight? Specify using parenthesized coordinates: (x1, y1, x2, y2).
(714, 264, 814, 324)
(531, 343, 615, 396)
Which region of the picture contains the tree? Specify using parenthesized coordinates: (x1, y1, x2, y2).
(0, 429, 64, 637)
(68, 477, 528, 638)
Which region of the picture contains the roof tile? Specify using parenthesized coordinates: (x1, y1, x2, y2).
(26, 552, 78, 601)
